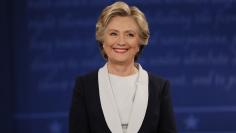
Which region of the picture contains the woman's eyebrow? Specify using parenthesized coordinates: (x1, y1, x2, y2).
(126, 30, 136, 32)
(107, 29, 119, 32)
(107, 29, 137, 33)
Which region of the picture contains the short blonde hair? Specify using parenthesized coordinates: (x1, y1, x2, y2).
(95, 1, 150, 61)
(96, 1, 149, 45)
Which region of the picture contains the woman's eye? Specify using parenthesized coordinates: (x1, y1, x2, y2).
(110, 32, 117, 36)
(127, 33, 134, 37)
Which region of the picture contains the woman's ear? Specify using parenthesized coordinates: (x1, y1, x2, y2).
(98, 42, 103, 49)
(137, 44, 142, 52)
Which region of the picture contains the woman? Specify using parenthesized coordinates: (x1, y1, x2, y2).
(69, 1, 177, 133)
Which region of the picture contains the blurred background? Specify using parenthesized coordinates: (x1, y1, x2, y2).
(1, 0, 236, 132)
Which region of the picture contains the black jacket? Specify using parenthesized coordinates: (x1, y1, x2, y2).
(69, 70, 177, 133)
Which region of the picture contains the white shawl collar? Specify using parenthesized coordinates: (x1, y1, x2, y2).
(98, 63, 149, 133)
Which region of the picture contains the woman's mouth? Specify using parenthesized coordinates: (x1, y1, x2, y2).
(113, 48, 128, 53)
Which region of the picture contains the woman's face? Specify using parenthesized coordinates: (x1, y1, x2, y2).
(103, 16, 141, 65)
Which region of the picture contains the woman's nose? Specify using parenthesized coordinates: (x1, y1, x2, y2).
(117, 35, 126, 45)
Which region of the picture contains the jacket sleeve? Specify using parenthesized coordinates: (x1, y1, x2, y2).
(158, 80, 177, 133)
(69, 77, 90, 133)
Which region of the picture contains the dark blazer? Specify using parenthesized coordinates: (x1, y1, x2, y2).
(69, 70, 177, 133)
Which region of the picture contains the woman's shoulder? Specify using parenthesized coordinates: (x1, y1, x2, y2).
(147, 72, 168, 83)
(147, 72, 170, 89)
(76, 70, 99, 82)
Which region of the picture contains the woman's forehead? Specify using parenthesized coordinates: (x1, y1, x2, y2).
(106, 16, 139, 32)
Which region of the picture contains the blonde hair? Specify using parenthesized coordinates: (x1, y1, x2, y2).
(95, 1, 150, 60)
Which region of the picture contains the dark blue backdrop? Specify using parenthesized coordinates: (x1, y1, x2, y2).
(2, 0, 236, 133)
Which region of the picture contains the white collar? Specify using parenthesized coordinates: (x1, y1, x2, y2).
(98, 63, 149, 133)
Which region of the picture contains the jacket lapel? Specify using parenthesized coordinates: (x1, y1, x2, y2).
(98, 64, 123, 133)
(126, 64, 149, 133)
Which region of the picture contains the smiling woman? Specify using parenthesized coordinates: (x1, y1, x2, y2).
(69, 1, 177, 133)
(102, 16, 141, 75)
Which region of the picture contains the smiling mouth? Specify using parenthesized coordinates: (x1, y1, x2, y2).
(113, 48, 128, 53)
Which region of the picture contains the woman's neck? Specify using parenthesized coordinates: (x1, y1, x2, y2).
(107, 62, 138, 76)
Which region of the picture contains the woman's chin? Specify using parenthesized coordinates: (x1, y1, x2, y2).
(109, 58, 133, 65)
